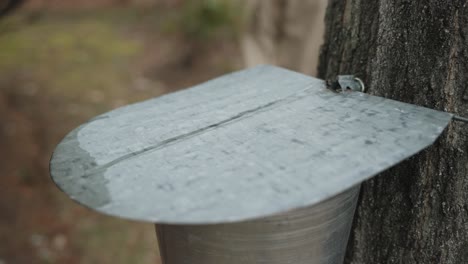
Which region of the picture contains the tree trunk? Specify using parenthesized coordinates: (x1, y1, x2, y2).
(318, 1, 468, 263)
(241, 0, 327, 76)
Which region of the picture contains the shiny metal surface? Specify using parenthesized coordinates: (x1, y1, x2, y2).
(156, 186, 360, 264)
(49, 65, 453, 224)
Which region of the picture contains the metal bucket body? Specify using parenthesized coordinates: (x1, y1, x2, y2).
(156, 186, 360, 264)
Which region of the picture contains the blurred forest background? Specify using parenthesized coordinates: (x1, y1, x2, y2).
(0, 0, 326, 263)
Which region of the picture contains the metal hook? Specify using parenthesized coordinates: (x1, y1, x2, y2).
(326, 75, 365, 93)
(329, 74, 467, 124)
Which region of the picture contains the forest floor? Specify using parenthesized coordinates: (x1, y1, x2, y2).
(0, 6, 242, 263)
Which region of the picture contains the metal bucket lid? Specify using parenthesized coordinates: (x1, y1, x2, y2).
(49, 65, 452, 224)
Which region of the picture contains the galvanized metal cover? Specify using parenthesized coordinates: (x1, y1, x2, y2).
(50, 65, 452, 224)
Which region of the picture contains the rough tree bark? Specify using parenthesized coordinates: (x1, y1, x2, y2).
(318, 1, 468, 263)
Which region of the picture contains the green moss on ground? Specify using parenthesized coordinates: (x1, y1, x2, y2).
(0, 12, 143, 104)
